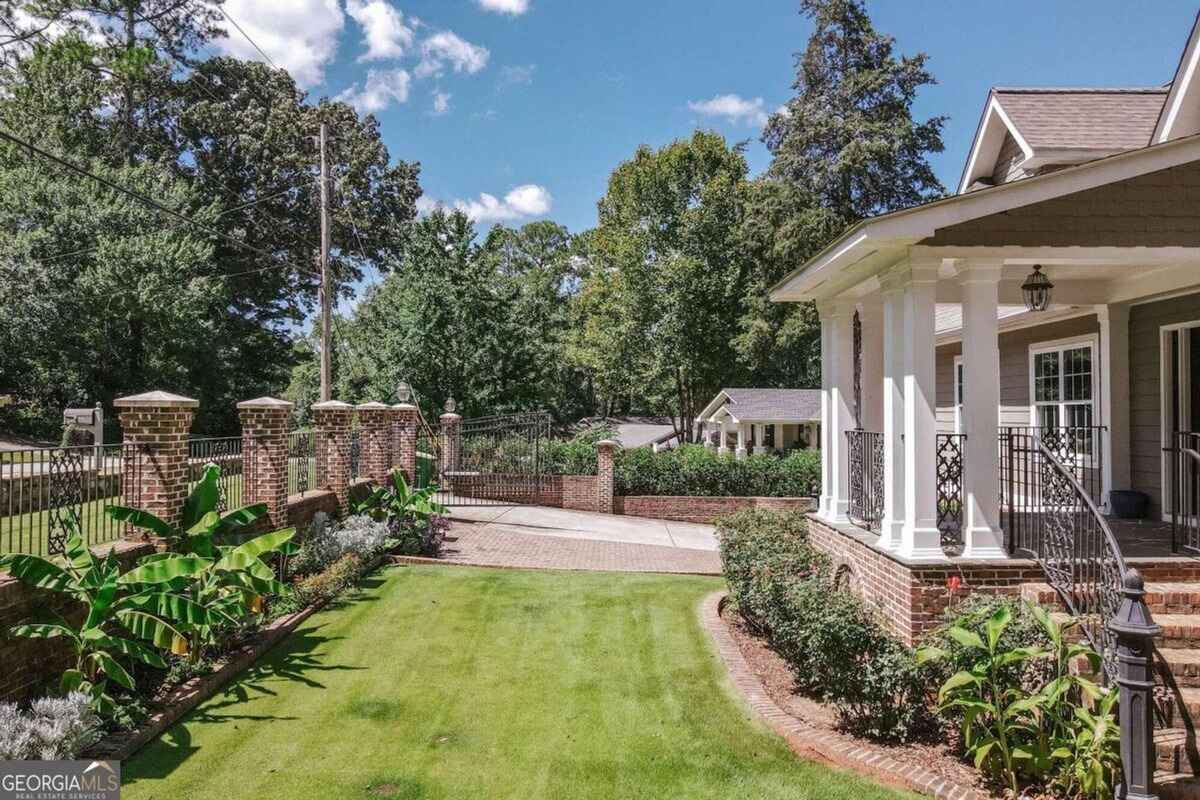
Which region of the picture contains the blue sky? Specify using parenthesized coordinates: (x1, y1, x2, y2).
(218, 0, 1199, 235)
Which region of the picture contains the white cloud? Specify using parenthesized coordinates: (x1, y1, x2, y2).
(215, 0, 345, 88)
(687, 93, 769, 127)
(337, 68, 412, 113)
(476, 0, 530, 14)
(499, 64, 535, 86)
(415, 31, 490, 79)
(451, 184, 552, 224)
(346, 0, 415, 61)
(431, 90, 451, 115)
(415, 195, 441, 215)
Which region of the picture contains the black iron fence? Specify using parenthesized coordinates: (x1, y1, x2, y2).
(349, 430, 362, 480)
(437, 411, 553, 507)
(0, 443, 143, 556)
(1170, 431, 1200, 555)
(287, 430, 317, 497)
(845, 429, 884, 531)
(936, 433, 966, 546)
(188, 436, 245, 513)
(1000, 425, 1106, 556)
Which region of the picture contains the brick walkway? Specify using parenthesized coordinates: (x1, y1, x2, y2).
(424, 521, 722, 574)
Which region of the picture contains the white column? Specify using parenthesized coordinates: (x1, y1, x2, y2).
(1097, 304, 1131, 511)
(859, 297, 884, 433)
(735, 422, 748, 459)
(879, 276, 906, 550)
(809, 422, 818, 451)
(960, 261, 1005, 558)
(773, 422, 781, 453)
(899, 263, 942, 558)
(755, 424, 770, 455)
(826, 298, 856, 523)
(818, 311, 833, 514)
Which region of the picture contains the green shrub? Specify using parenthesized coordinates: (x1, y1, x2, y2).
(272, 554, 364, 617)
(617, 445, 819, 497)
(717, 510, 929, 743)
(921, 594, 1051, 694)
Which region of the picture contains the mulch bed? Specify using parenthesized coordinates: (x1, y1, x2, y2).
(703, 591, 992, 800)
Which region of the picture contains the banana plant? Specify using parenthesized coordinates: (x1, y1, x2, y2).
(108, 464, 296, 662)
(353, 471, 448, 526)
(0, 514, 204, 715)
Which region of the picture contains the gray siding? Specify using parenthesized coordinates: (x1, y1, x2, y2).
(1129, 292, 1200, 519)
(936, 314, 1100, 432)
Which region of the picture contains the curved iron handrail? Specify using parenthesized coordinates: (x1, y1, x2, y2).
(1033, 436, 1128, 682)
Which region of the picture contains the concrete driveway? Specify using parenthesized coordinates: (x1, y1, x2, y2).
(448, 504, 718, 552)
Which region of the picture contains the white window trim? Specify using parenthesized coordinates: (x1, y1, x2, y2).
(1159, 319, 1200, 522)
(1027, 333, 1100, 429)
(953, 355, 964, 434)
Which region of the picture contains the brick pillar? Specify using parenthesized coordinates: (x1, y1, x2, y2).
(357, 402, 393, 485)
(312, 400, 354, 515)
(393, 403, 419, 483)
(237, 397, 293, 529)
(115, 391, 198, 539)
(440, 411, 462, 481)
(595, 439, 619, 514)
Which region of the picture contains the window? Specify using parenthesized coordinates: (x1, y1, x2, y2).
(1029, 337, 1097, 448)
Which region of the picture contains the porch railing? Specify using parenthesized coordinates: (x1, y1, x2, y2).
(999, 425, 1106, 556)
(1170, 431, 1200, 555)
(936, 433, 966, 547)
(0, 443, 143, 556)
(845, 429, 884, 532)
(1000, 426, 1124, 680)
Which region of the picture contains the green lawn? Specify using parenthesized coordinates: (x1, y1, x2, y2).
(122, 566, 913, 800)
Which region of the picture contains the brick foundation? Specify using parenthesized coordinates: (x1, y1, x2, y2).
(312, 401, 354, 515)
(114, 391, 198, 540)
(392, 404, 418, 482)
(238, 397, 292, 529)
(357, 402, 393, 485)
(806, 515, 1200, 645)
(615, 495, 815, 524)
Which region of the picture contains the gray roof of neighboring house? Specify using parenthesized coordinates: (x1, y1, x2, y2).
(993, 88, 1168, 150)
(575, 416, 679, 449)
(712, 388, 822, 422)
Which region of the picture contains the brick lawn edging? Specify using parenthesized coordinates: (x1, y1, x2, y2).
(614, 495, 814, 525)
(85, 552, 388, 762)
(699, 590, 989, 800)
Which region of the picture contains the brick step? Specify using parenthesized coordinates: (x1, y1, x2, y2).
(1158, 687, 1200, 730)
(1160, 771, 1200, 800)
(1160, 649, 1200, 689)
(1022, 582, 1200, 616)
(1043, 607, 1200, 648)
(1158, 728, 1200, 776)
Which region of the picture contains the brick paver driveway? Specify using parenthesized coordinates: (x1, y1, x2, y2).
(440, 505, 722, 574)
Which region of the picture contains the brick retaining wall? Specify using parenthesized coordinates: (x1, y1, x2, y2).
(614, 496, 814, 525)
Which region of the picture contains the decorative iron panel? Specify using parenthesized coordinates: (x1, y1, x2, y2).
(441, 411, 553, 507)
(936, 433, 966, 547)
(845, 429, 884, 532)
(46, 447, 85, 555)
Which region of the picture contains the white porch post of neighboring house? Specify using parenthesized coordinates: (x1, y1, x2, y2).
(859, 297, 884, 433)
(820, 298, 856, 523)
(736, 422, 748, 459)
(717, 419, 728, 456)
(879, 273, 907, 551)
(1097, 304, 1131, 511)
(898, 263, 942, 558)
(960, 260, 1005, 558)
(755, 424, 770, 455)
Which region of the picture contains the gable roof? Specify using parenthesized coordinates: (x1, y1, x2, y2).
(994, 88, 1167, 150)
(1154, 10, 1200, 143)
(697, 388, 822, 423)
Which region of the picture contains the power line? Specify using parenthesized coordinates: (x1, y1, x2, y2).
(216, 6, 278, 69)
(0, 126, 319, 279)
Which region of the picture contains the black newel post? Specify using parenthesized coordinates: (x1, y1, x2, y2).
(1108, 568, 1161, 800)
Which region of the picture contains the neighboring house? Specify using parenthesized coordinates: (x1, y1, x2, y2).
(575, 416, 680, 451)
(767, 10, 1200, 711)
(694, 388, 821, 457)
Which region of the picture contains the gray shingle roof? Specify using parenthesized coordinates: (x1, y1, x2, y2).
(717, 388, 822, 422)
(993, 88, 1167, 151)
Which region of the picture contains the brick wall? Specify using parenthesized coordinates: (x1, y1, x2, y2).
(0, 540, 156, 702)
(562, 476, 599, 512)
(615, 495, 815, 524)
(449, 474, 564, 507)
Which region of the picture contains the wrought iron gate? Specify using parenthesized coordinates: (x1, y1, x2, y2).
(418, 411, 553, 507)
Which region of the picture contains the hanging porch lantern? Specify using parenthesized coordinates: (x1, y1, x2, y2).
(1021, 265, 1054, 312)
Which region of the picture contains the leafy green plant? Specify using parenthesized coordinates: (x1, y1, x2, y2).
(108, 465, 295, 662)
(0, 517, 195, 714)
(917, 603, 1115, 798)
(616, 444, 819, 497)
(353, 471, 448, 528)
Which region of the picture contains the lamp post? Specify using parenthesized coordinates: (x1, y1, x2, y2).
(396, 381, 412, 404)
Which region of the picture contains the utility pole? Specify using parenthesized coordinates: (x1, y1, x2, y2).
(318, 121, 333, 402)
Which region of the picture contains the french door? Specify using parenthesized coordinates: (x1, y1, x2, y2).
(1163, 323, 1200, 543)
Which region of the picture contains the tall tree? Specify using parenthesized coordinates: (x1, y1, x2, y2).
(763, 0, 946, 225)
(573, 131, 752, 441)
